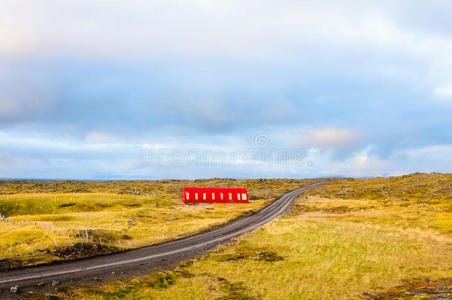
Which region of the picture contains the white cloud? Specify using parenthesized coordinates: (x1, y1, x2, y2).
(0, 130, 133, 153)
(434, 85, 452, 101)
(299, 128, 360, 147)
(0, 128, 450, 179)
(2, 0, 452, 107)
(294, 128, 363, 158)
(0, 0, 450, 63)
(306, 146, 391, 177)
(85, 132, 120, 142)
(402, 144, 452, 160)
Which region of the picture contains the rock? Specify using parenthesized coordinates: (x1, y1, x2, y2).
(10, 285, 19, 293)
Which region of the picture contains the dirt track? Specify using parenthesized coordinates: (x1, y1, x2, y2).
(0, 182, 323, 294)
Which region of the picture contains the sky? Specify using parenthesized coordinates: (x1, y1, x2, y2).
(0, 0, 451, 179)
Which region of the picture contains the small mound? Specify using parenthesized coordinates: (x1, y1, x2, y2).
(51, 243, 121, 259)
(365, 278, 452, 299)
(215, 247, 283, 263)
(0, 257, 23, 269)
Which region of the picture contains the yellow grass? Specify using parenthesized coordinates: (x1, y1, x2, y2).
(0, 179, 321, 268)
(63, 173, 451, 299)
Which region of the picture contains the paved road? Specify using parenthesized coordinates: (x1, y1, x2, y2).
(0, 182, 323, 289)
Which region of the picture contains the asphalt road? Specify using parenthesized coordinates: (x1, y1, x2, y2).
(0, 182, 323, 290)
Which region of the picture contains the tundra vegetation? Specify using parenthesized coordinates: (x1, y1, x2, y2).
(55, 173, 451, 299)
(0, 178, 321, 269)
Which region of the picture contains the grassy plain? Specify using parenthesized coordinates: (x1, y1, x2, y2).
(62, 173, 451, 299)
(0, 178, 321, 269)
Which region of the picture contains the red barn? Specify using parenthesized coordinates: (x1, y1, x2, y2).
(182, 187, 248, 204)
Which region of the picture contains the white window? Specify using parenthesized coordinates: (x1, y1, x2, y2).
(242, 193, 247, 200)
(237, 193, 241, 200)
(220, 193, 223, 200)
(195, 193, 198, 200)
(203, 193, 206, 200)
(212, 193, 215, 200)
(229, 193, 232, 200)
(186, 192, 189, 200)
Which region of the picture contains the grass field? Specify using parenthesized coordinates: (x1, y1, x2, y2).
(57, 173, 451, 299)
(0, 178, 322, 269)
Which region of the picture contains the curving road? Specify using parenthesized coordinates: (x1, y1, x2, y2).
(0, 182, 323, 289)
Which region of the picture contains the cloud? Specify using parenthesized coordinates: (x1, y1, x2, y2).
(296, 128, 363, 158)
(0, 129, 450, 179)
(400, 145, 452, 170)
(317, 147, 392, 177)
(434, 85, 452, 102)
(0, 0, 451, 64)
(299, 128, 360, 148)
(85, 132, 121, 142)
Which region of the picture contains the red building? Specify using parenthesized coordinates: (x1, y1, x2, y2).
(182, 187, 248, 203)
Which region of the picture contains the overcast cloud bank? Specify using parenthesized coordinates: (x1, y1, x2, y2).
(0, 0, 451, 179)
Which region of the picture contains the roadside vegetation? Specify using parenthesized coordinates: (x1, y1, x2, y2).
(0, 178, 321, 269)
(60, 173, 451, 299)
